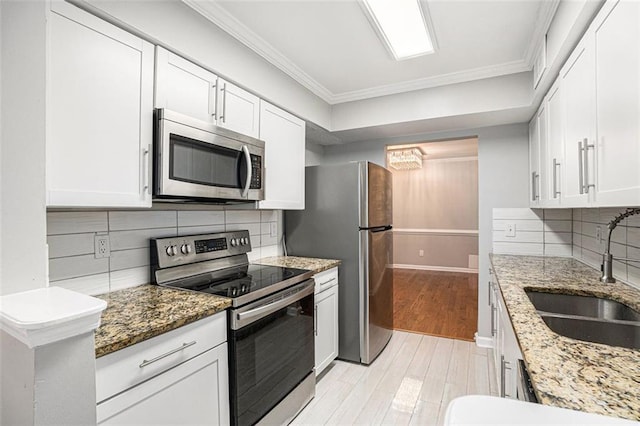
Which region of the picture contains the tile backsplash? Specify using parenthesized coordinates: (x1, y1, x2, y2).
(492, 207, 640, 290)
(47, 209, 283, 295)
(492, 208, 572, 257)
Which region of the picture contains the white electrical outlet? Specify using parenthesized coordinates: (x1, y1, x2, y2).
(505, 223, 516, 238)
(94, 234, 110, 258)
(596, 226, 602, 243)
(270, 222, 277, 238)
(419, 249, 424, 257)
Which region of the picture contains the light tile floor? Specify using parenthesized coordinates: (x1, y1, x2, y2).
(292, 331, 498, 426)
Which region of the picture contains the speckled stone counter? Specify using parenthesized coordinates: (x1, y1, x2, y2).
(94, 285, 231, 358)
(256, 256, 341, 274)
(490, 254, 640, 421)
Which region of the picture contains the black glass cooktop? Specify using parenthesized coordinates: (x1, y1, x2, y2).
(164, 264, 312, 307)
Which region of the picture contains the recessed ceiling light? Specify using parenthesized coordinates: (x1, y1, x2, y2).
(361, 0, 435, 61)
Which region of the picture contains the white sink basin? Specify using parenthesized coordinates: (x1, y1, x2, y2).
(444, 396, 638, 425)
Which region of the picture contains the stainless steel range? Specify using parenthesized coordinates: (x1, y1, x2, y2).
(150, 231, 315, 426)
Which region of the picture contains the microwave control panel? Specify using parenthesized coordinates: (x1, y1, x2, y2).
(250, 154, 262, 189)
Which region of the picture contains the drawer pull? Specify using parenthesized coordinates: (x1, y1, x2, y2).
(139, 341, 196, 368)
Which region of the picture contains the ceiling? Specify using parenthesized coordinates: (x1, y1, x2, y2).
(184, 0, 556, 105)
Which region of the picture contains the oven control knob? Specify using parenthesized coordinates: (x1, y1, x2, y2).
(180, 244, 192, 255)
(240, 284, 247, 292)
(241, 238, 248, 245)
(230, 287, 238, 296)
(231, 238, 237, 247)
(165, 245, 176, 256)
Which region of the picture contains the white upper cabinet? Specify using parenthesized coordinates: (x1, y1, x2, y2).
(154, 47, 217, 123)
(544, 79, 564, 207)
(528, 111, 541, 207)
(592, 0, 640, 206)
(559, 30, 596, 207)
(216, 78, 260, 139)
(47, 1, 154, 208)
(258, 101, 306, 210)
(532, 0, 640, 208)
(154, 49, 260, 139)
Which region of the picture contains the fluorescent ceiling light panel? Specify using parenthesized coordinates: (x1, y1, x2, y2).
(362, 0, 434, 60)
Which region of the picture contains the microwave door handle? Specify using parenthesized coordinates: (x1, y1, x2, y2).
(241, 145, 252, 198)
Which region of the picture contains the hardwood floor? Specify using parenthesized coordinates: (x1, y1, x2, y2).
(292, 331, 497, 425)
(393, 269, 478, 341)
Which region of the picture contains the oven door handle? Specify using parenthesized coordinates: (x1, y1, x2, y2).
(233, 281, 314, 329)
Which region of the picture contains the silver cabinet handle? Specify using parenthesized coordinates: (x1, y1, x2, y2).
(491, 304, 497, 336)
(584, 139, 595, 194)
(142, 144, 150, 194)
(209, 82, 217, 119)
(241, 145, 252, 198)
(552, 158, 560, 198)
(314, 305, 318, 336)
(578, 140, 584, 194)
(501, 356, 512, 397)
(531, 172, 537, 202)
(220, 82, 227, 123)
(139, 341, 196, 368)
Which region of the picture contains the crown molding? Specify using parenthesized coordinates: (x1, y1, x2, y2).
(182, 0, 334, 103)
(524, 0, 560, 67)
(330, 59, 530, 104)
(183, 0, 540, 106)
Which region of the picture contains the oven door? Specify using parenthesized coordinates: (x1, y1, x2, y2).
(228, 280, 314, 426)
(154, 109, 264, 201)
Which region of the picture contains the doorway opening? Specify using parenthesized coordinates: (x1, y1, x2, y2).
(386, 137, 479, 341)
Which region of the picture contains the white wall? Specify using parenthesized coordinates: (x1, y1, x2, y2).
(305, 140, 325, 166)
(79, 0, 332, 130)
(1, 1, 48, 295)
(322, 123, 530, 341)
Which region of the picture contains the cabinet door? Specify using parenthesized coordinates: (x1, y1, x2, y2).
(560, 31, 596, 207)
(258, 101, 306, 210)
(97, 343, 229, 425)
(47, 2, 153, 207)
(593, 0, 640, 206)
(154, 47, 218, 123)
(315, 285, 339, 375)
(545, 79, 564, 206)
(217, 78, 260, 138)
(536, 104, 549, 205)
(528, 113, 541, 207)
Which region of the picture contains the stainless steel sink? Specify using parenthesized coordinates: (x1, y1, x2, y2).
(525, 290, 640, 322)
(525, 290, 640, 349)
(539, 315, 640, 350)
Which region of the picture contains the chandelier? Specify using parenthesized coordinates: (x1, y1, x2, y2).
(387, 148, 423, 170)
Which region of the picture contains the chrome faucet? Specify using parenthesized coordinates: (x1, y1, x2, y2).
(601, 208, 640, 283)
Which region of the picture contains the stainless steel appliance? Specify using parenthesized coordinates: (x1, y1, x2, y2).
(150, 231, 315, 426)
(516, 359, 538, 403)
(285, 161, 393, 364)
(153, 109, 265, 203)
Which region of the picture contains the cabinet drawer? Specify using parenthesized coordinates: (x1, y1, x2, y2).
(96, 311, 226, 403)
(314, 267, 338, 294)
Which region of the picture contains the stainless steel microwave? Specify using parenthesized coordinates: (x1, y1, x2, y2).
(154, 109, 265, 202)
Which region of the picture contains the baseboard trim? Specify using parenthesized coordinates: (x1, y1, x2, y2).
(392, 264, 478, 274)
(474, 333, 493, 348)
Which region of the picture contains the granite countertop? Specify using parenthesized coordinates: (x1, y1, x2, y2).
(94, 285, 231, 358)
(490, 254, 640, 421)
(256, 256, 341, 274)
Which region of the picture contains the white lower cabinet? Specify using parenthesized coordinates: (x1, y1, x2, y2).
(314, 267, 339, 375)
(489, 270, 521, 399)
(96, 312, 229, 425)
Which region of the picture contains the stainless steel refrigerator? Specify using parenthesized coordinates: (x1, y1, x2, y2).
(285, 161, 393, 364)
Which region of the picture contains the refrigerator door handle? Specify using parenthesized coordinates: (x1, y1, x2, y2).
(360, 225, 393, 233)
